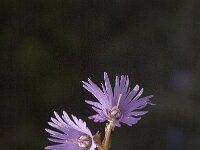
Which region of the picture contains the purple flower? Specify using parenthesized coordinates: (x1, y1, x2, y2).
(83, 72, 154, 127)
(45, 111, 96, 150)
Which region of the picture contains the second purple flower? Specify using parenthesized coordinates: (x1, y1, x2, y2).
(83, 72, 154, 127)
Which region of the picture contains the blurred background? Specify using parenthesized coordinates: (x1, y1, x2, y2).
(1, 0, 200, 149)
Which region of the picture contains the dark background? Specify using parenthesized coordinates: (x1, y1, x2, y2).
(1, 0, 200, 150)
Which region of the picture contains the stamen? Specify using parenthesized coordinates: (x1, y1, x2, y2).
(107, 94, 123, 121)
(116, 94, 122, 108)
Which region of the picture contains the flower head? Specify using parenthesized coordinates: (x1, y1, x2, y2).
(45, 111, 96, 150)
(83, 72, 154, 127)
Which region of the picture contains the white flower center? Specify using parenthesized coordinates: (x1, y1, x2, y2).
(108, 94, 122, 121)
(78, 134, 92, 149)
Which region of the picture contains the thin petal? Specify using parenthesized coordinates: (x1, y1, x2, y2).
(121, 116, 141, 126)
(104, 72, 113, 106)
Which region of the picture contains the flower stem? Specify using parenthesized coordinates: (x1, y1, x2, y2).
(102, 121, 115, 150)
